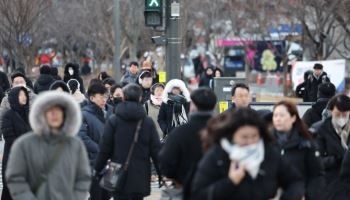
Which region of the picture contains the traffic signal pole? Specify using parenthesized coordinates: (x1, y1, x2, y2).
(165, 0, 181, 80)
(113, 0, 121, 81)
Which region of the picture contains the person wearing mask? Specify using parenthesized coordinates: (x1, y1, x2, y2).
(121, 62, 139, 84)
(63, 63, 85, 93)
(34, 65, 55, 94)
(296, 70, 313, 102)
(67, 79, 86, 104)
(315, 94, 350, 185)
(78, 83, 113, 200)
(145, 83, 164, 138)
(191, 108, 304, 200)
(138, 71, 153, 104)
(94, 84, 161, 200)
(158, 79, 191, 137)
(159, 87, 217, 200)
(302, 82, 336, 127)
(305, 63, 330, 102)
(108, 84, 124, 112)
(272, 101, 325, 200)
(199, 67, 214, 88)
(0, 86, 31, 200)
(6, 91, 91, 200)
(226, 83, 252, 112)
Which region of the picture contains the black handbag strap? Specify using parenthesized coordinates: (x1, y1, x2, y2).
(123, 118, 143, 170)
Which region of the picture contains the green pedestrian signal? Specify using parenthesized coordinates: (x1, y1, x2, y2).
(144, 0, 162, 27)
(146, 0, 161, 9)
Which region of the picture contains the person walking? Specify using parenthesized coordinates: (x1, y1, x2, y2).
(191, 108, 304, 200)
(305, 63, 330, 102)
(159, 87, 217, 200)
(315, 94, 350, 185)
(0, 86, 31, 200)
(94, 83, 161, 200)
(158, 79, 191, 137)
(144, 83, 164, 139)
(33, 65, 55, 94)
(63, 63, 85, 93)
(6, 91, 91, 200)
(78, 83, 113, 200)
(272, 101, 325, 200)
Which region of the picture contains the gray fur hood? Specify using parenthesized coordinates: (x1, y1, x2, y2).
(29, 91, 82, 136)
(162, 79, 191, 103)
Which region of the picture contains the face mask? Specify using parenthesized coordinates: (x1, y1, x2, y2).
(333, 117, 349, 127)
(220, 138, 265, 179)
(113, 97, 123, 105)
(68, 68, 74, 75)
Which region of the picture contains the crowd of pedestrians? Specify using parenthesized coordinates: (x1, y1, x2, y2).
(0, 61, 348, 200)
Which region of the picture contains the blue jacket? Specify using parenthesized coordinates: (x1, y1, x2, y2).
(78, 101, 113, 167)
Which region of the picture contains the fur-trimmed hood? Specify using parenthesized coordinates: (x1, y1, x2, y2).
(162, 79, 191, 103)
(29, 91, 82, 137)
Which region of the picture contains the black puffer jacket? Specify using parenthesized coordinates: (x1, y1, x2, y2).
(273, 128, 325, 200)
(302, 98, 329, 127)
(191, 143, 304, 200)
(33, 74, 55, 94)
(78, 102, 113, 167)
(315, 118, 349, 185)
(95, 101, 161, 198)
(324, 149, 350, 200)
(1, 86, 31, 200)
(305, 72, 330, 102)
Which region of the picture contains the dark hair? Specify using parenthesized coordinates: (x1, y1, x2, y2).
(314, 63, 323, 70)
(318, 82, 336, 99)
(88, 78, 102, 87)
(10, 72, 26, 82)
(87, 83, 107, 97)
(214, 68, 223, 77)
(102, 78, 116, 86)
(139, 71, 152, 79)
(49, 80, 70, 93)
(51, 67, 59, 76)
(129, 61, 139, 67)
(67, 79, 80, 94)
(151, 83, 165, 95)
(110, 84, 123, 95)
(328, 94, 350, 112)
(273, 101, 312, 140)
(123, 83, 142, 102)
(15, 67, 26, 75)
(231, 83, 249, 96)
(191, 87, 217, 111)
(98, 71, 111, 81)
(202, 108, 271, 151)
(40, 65, 51, 75)
(304, 70, 313, 81)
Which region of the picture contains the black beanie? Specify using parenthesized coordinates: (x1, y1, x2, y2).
(40, 65, 51, 75)
(10, 72, 26, 82)
(313, 63, 323, 70)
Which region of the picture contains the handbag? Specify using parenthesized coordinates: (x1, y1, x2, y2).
(160, 187, 183, 200)
(99, 119, 143, 192)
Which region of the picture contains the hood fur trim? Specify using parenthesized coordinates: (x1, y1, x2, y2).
(162, 79, 191, 103)
(29, 91, 82, 137)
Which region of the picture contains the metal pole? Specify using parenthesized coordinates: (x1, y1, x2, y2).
(165, 0, 181, 80)
(113, 0, 121, 81)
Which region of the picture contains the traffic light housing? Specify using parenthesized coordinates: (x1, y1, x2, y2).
(144, 0, 163, 27)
